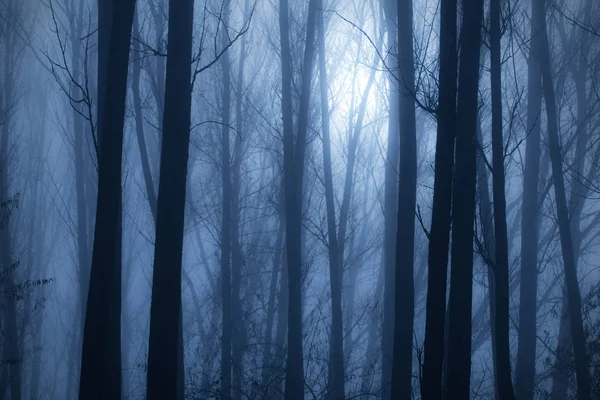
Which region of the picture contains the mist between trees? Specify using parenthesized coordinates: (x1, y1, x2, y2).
(0, 0, 599, 398)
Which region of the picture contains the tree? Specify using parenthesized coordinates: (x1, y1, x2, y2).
(445, 0, 485, 395)
(146, 0, 195, 397)
(278, 0, 318, 398)
(514, 0, 543, 395)
(78, 1, 136, 398)
(421, 0, 457, 394)
(0, 3, 24, 398)
(230, 1, 251, 391)
(317, 2, 345, 398)
(549, 0, 595, 396)
(489, 0, 515, 396)
(538, 2, 591, 397)
(220, 3, 233, 398)
(381, 0, 399, 395)
(390, 0, 417, 396)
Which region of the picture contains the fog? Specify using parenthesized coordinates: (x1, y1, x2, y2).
(0, 0, 599, 398)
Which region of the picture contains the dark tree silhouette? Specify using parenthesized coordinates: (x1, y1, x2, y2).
(514, 0, 543, 396)
(317, 2, 345, 398)
(445, 0, 485, 395)
(220, 4, 233, 399)
(390, 0, 417, 396)
(78, 0, 136, 398)
(278, 0, 318, 398)
(489, 0, 516, 396)
(146, 0, 195, 397)
(421, 0, 457, 394)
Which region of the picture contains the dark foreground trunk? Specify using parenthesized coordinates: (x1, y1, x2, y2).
(489, 0, 515, 396)
(514, 0, 543, 395)
(146, 0, 195, 397)
(390, 0, 417, 396)
(420, 0, 457, 394)
(78, 1, 136, 398)
(445, 0, 484, 395)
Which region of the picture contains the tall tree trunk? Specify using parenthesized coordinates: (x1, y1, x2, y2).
(231, 11, 247, 392)
(279, 0, 318, 398)
(220, 5, 233, 397)
(514, 0, 543, 395)
(420, 0, 457, 394)
(317, 4, 345, 398)
(489, 0, 515, 395)
(277, 1, 297, 395)
(146, 0, 195, 396)
(132, 14, 186, 398)
(550, 2, 593, 395)
(445, 0, 484, 395)
(78, 1, 136, 398)
(0, 35, 21, 397)
(381, 0, 399, 396)
(538, 6, 591, 398)
(228, 2, 250, 393)
(65, 1, 89, 395)
(390, 0, 417, 396)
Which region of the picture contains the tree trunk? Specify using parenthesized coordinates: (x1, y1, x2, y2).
(421, 0, 457, 394)
(65, 1, 89, 395)
(279, 0, 318, 398)
(445, 0, 484, 395)
(381, 0, 399, 396)
(220, 5, 233, 397)
(538, 7, 591, 399)
(390, 0, 417, 396)
(78, 1, 136, 398)
(0, 42, 21, 397)
(132, 13, 186, 398)
(550, 2, 593, 395)
(514, 0, 543, 396)
(489, 0, 516, 397)
(146, 0, 195, 396)
(317, 3, 344, 398)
